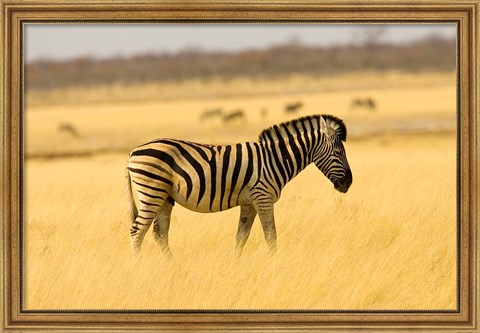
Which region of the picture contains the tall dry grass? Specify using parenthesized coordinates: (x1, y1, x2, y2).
(23, 71, 457, 310)
(24, 133, 456, 310)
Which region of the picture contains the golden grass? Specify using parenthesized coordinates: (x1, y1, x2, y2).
(24, 133, 457, 310)
(23, 71, 457, 310)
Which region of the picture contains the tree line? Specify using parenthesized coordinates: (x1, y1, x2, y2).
(26, 34, 455, 91)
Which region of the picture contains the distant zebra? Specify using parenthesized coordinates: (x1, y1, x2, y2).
(285, 101, 303, 113)
(200, 108, 223, 121)
(126, 114, 352, 257)
(223, 109, 245, 123)
(350, 97, 376, 111)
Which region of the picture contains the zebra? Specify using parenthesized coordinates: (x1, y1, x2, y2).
(126, 114, 352, 257)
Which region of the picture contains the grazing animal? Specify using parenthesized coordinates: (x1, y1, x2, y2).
(350, 97, 376, 111)
(126, 115, 352, 257)
(285, 101, 303, 113)
(223, 110, 245, 123)
(58, 123, 80, 138)
(261, 108, 268, 119)
(200, 108, 223, 121)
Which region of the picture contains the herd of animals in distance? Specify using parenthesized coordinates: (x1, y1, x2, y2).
(57, 97, 377, 139)
(198, 97, 376, 124)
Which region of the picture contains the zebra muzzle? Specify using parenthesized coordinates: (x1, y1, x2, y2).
(334, 169, 352, 193)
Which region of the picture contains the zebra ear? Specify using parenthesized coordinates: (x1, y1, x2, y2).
(320, 116, 335, 138)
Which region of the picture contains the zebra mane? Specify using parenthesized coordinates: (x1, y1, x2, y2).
(258, 114, 347, 143)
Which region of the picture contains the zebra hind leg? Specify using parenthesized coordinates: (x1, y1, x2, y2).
(235, 204, 257, 257)
(130, 201, 164, 256)
(152, 197, 174, 257)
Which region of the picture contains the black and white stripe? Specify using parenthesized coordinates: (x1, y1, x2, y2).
(126, 114, 352, 256)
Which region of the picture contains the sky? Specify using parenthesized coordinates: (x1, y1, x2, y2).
(24, 23, 456, 63)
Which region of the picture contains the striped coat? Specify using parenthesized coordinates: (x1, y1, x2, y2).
(126, 114, 352, 256)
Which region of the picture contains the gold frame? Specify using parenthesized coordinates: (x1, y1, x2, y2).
(1, 1, 478, 331)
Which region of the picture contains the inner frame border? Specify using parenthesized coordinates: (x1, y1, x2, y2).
(19, 19, 462, 314)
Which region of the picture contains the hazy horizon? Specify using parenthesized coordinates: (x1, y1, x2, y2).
(25, 23, 456, 63)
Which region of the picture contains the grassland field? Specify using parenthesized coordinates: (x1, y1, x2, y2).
(24, 71, 457, 310)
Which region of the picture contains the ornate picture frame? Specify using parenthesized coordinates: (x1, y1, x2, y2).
(1, 1, 478, 331)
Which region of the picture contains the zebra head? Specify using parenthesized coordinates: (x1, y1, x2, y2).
(314, 116, 352, 193)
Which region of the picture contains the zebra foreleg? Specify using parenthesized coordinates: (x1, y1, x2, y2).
(153, 198, 174, 257)
(235, 204, 257, 257)
(256, 204, 277, 254)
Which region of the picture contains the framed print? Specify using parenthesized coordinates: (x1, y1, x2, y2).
(1, 0, 479, 332)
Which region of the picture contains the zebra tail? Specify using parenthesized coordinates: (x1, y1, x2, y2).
(125, 167, 138, 224)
